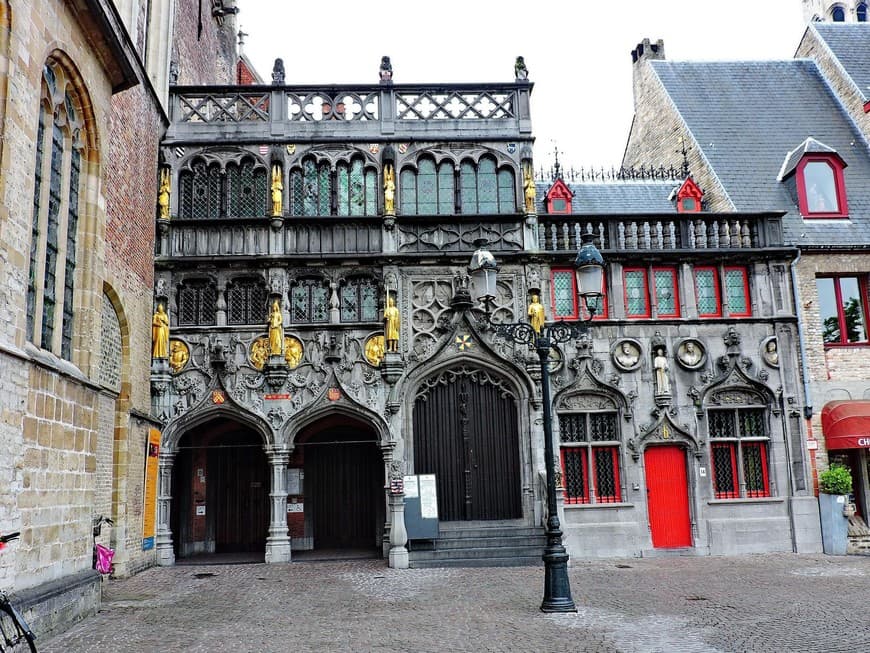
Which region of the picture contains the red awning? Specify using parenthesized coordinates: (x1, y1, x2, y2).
(821, 401, 870, 449)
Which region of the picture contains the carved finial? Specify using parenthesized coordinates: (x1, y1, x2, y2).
(379, 56, 393, 84)
(169, 61, 179, 85)
(271, 58, 285, 85)
(514, 56, 529, 81)
(552, 143, 561, 181)
(237, 28, 248, 49)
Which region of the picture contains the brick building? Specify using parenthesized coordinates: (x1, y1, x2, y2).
(0, 0, 238, 638)
(623, 20, 870, 549)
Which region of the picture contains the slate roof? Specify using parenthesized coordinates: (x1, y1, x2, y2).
(534, 180, 677, 214)
(812, 23, 870, 102)
(649, 56, 870, 246)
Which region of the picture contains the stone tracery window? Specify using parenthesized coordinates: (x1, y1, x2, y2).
(340, 278, 379, 322)
(708, 403, 770, 499)
(460, 156, 515, 214)
(27, 60, 88, 360)
(178, 156, 268, 218)
(177, 279, 217, 326)
(558, 407, 622, 504)
(400, 157, 454, 215)
(337, 158, 377, 216)
(289, 158, 331, 216)
(226, 159, 268, 217)
(227, 277, 268, 325)
(290, 278, 329, 323)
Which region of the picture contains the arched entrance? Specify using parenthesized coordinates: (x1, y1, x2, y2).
(295, 416, 384, 553)
(171, 418, 269, 559)
(413, 366, 523, 521)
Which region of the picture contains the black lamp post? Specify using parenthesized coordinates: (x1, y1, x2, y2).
(468, 232, 605, 613)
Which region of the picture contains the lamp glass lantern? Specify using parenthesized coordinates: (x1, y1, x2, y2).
(574, 232, 605, 316)
(468, 241, 499, 305)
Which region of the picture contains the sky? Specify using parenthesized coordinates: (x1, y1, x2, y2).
(236, 1, 809, 173)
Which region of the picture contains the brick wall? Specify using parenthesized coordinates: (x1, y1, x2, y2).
(172, 4, 236, 86)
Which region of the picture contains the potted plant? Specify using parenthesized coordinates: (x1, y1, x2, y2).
(818, 463, 853, 555)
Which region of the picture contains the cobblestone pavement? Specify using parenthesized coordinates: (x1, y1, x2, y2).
(40, 553, 869, 652)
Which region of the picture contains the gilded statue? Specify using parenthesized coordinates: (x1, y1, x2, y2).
(284, 336, 304, 369)
(523, 165, 536, 214)
(169, 340, 189, 373)
(249, 337, 270, 370)
(384, 295, 400, 353)
(364, 335, 385, 366)
(158, 168, 171, 220)
(528, 293, 545, 334)
(271, 164, 283, 217)
(383, 164, 396, 215)
(151, 304, 170, 359)
(268, 300, 284, 356)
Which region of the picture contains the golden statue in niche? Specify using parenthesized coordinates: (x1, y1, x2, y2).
(523, 164, 536, 214)
(249, 337, 270, 370)
(268, 300, 284, 356)
(383, 163, 396, 215)
(284, 336, 304, 369)
(271, 164, 283, 217)
(151, 303, 170, 359)
(528, 293, 545, 334)
(364, 335, 385, 366)
(158, 168, 171, 220)
(384, 294, 400, 353)
(169, 340, 189, 373)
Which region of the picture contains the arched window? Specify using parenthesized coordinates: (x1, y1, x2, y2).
(340, 278, 379, 322)
(460, 157, 516, 214)
(177, 279, 217, 326)
(226, 159, 267, 217)
(27, 61, 88, 359)
(832, 5, 846, 20)
(290, 278, 329, 323)
(337, 158, 377, 216)
(707, 401, 770, 499)
(289, 158, 331, 216)
(400, 158, 454, 215)
(227, 277, 267, 325)
(179, 159, 222, 218)
(859, 3, 868, 21)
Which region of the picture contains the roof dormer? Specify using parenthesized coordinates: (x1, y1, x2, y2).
(545, 177, 574, 214)
(778, 137, 848, 219)
(671, 176, 703, 213)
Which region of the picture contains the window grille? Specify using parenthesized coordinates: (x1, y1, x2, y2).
(559, 411, 621, 504)
(694, 268, 720, 317)
(340, 279, 379, 322)
(552, 269, 577, 319)
(724, 268, 749, 316)
(337, 159, 377, 216)
(400, 158, 454, 215)
(178, 280, 217, 326)
(227, 160, 267, 217)
(708, 407, 769, 499)
(624, 269, 648, 317)
(654, 268, 678, 317)
(227, 278, 267, 325)
(291, 279, 329, 323)
(290, 159, 331, 216)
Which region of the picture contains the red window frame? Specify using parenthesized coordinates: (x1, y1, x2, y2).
(676, 177, 703, 214)
(724, 266, 751, 317)
(592, 446, 622, 503)
(711, 442, 739, 499)
(560, 446, 622, 504)
(817, 275, 870, 346)
(742, 442, 771, 498)
(796, 155, 848, 219)
(561, 447, 589, 504)
(586, 272, 609, 321)
(623, 268, 651, 318)
(693, 266, 722, 318)
(653, 267, 680, 318)
(550, 268, 578, 319)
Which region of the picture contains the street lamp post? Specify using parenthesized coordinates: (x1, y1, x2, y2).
(469, 232, 605, 613)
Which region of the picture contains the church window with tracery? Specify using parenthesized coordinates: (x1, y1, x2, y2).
(227, 277, 268, 325)
(340, 278, 379, 322)
(226, 159, 268, 217)
(177, 280, 217, 326)
(460, 156, 515, 214)
(290, 158, 331, 216)
(859, 3, 868, 21)
(337, 158, 377, 216)
(290, 279, 329, 323)
(400, 157, 454, 215)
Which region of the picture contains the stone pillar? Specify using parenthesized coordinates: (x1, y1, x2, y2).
(156, 450, 176, 566)
(388, 493, 409, 569)
(265, 444, 292, 563)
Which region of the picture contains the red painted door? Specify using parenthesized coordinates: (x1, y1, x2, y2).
(644, 445, 692, 548)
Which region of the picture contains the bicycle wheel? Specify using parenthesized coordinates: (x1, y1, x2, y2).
(0, 602, 36, 653)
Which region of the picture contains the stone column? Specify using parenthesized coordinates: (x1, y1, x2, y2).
(265, 444, 292, 563)
(156, 450, 176, 566)
(385, 451, 409, 569)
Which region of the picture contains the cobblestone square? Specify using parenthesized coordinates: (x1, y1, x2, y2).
(40, 554, 869, 652)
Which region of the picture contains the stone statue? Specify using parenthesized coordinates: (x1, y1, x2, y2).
(384, 295, 400, 353)
(528, 294, 545, 334)
(614, 341, 640, 369)
(654, 346, 670, 395)
(763, 338, 779, 367)
(271, 58, 285, 85)
(268, 300, 284, 356)
(158, 168, 171, 220)
(151, 304, 170, 359)
(169, 340, 189, 372)
(383, 164, 396, 215)
(523, 165, 536, 214)
(514, 56, 529, 81)
(271, 164, 283, 217)
(379, 55, 393, 83)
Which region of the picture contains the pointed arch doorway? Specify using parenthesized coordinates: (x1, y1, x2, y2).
(296, 416, 385, 553)
(413, 366, 523, 521)
(171, 418, 269, 560)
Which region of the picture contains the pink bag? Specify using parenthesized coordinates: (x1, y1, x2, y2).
(95, 543, 114, 574)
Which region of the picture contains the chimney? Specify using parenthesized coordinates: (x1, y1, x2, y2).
(631, 38, 666, 108)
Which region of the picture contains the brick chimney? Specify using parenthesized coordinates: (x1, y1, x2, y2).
(631, 38, 666, 108)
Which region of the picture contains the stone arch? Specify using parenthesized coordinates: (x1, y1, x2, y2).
(161, 404, 273, 453)
(284, 400, 391, 449)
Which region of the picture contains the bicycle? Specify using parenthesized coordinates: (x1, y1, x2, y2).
(0, 532, 37, 652)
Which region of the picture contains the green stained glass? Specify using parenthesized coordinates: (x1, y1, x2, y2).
(337, 164, 349, 215)
(400, 169, 416, 214)
(695, 269, 718, 316)
(624, 270, 648, 316)
(552, 270, 575, 317)
(340, 284, 358, 322)
(654, 269, 677, 316)
(725, 269, 748, 315)
(349, 159, 364, 216)
(360, 281, 378, 321)
(318, 163, 331, 215)
(417, 159, 437, 214)
(497, 168, 515, 213)
(364, 169, 377, 215)
(312, 285, 328, 321)
(302, 159, 317, 216)
(477, 157, 497, 214)
(290, 169, 304, 215)
(438, 163, 454, 214)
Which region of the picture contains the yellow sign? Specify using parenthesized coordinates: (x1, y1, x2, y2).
(142, 429, 160, 550)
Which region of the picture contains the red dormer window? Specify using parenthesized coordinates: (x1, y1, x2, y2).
(675, 177, 703, 213)
(545, 178, 573, 214)
(796, 155, 848, 219)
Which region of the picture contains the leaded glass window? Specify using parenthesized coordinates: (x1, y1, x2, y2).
(654, 268, 679, 317)
(624, 269, 649, 317)
(179, 160, 222, 219)
(708, 407, 770, 499)
(460, 157, 516, 214)
(340, 278, 379, 322)
(178, 280, 217, 326)
(724, 267, 750, 316)
(291, 279, 329, 323)
(290, 159, 331, 216)
(694, 267, 720, 317)
(558, 411, 621, 504)
(227, 278, 267, 325)
(552, 269, 577, 318)
(61, 146, 81, 360)
(400, 159, 453, 215)
(227, 159, 267, 217)
(337, 159, 377, 216)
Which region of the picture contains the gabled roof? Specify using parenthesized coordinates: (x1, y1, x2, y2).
(649, 58, 870, 245)
(812, 23, 870, 103)
(535, 180, 676, 214)
(778, 137, 843, 180)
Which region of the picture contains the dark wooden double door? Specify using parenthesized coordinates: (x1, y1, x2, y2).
(413, 368, 522, 521)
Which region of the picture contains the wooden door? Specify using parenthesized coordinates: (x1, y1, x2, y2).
(211, 436, 269, 553)
(644, 445, 692, 548)
(305, 434, 382, 549)
(413, 368, 522, 521)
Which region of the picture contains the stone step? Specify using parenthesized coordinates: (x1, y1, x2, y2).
(431, 526, 545, 539)
(413, 535, 547, 551)
(410, 555, 543, 569)
(408, 524, 547, 568)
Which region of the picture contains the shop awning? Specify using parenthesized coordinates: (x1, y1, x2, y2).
(821, 401, 870, 449)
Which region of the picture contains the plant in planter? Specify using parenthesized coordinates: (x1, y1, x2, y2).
(819, 463, 853, 496)
(817, 463, 853, 555)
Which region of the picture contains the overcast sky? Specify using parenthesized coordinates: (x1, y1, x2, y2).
(236, 1, 809, 172)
